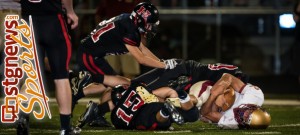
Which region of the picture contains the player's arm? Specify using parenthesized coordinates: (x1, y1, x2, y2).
(200, 74, 231, 121)
(125, 44, 165, 68)
(62, 0, 78, 29)
(139, 43, 161, 61)
(221, 73, 245, 93)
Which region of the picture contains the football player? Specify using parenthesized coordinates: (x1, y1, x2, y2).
(130, 59, 249, 106)
(76, 81, 199, 130)
(199, 73, 271, 129)
(72, 59, 249, 126)
(70, 2, 178, 111)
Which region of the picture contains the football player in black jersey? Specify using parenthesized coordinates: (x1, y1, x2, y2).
(77, 82, 199, 130)
(133, 59, 249, 99)
(70, 2, 178, 112)
(20, 0, 78, 134)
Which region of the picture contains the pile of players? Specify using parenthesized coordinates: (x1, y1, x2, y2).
(70, 59, 271, 131)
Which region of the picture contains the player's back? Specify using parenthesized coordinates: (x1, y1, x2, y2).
(80, 13, 141, 57)
(111, 85, 145, 129)
(184, 60, 248, 84)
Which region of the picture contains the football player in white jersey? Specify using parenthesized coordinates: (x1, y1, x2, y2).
(198, 73, 271, 129)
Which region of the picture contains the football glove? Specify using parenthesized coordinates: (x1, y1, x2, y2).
(163, 59, 178, 69)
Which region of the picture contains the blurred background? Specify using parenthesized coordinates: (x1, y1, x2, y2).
(69, 0, 299, 98)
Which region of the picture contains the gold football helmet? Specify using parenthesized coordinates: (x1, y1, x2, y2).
(221, 86, 235, 111)
(248, 108, 271, 129)
(234, 104, 271, 129)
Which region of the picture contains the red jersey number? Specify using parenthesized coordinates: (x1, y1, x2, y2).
(208, 63, 238, 70)
(116, 91, 144, 126)
(91, 22, 115, 43)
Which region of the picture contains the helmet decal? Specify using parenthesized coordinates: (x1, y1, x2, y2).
(136, 6, 151, 23)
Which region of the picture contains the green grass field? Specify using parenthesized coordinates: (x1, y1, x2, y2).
(1, 103, 300, 135)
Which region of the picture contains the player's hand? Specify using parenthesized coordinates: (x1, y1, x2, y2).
(163, 59, 178, 69)
(67, 11, 78, 29)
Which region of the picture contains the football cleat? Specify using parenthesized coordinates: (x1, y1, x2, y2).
(76, 101, 98, 128)
(88, 115, 112, 127)
(59, 127, 81, 135)
(70, 71, 92, 111)
(16, 112, 30, 135)
(168, 76, 191, 92)
(163, 101, 184, 125)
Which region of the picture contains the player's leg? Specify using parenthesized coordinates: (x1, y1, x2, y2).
(76, 54, 130, 95)
(133, 61, 187, 90)
(77, 100, 114, 128)
(134, 102, 184, 130)
(43, 14, 75, 133)
(70, 74, 129, 105)
(152, 87, 178, 99)
(103, 74, 130, 86)
(88, 100, 114, 127)
(168, 76, 194, 110)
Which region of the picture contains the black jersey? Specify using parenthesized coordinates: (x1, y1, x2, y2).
(21, 0, 64, 15)
(184, 60, 248, 84)
(80, 14, 141, 57)
(133, 59, 248, 91)
(111, 85, 145, 129)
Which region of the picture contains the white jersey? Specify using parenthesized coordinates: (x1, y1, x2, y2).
(217, 84, 264, 129)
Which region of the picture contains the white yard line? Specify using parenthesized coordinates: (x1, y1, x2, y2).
(270, 123, 300, 127)
(154, 130, 192, 133)
(263, 99, 300, 106)
(244, 131, 281, 134)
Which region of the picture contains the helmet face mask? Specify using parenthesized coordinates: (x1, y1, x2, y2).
(145, 21, 159, 40)
(131, 2, 159, 41)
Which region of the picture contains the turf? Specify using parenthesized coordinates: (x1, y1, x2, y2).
(1, 104, 300, 135)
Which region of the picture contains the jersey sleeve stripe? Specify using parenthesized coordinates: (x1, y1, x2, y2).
(123, 37, 137, 46)
(238, 84, 247, 93)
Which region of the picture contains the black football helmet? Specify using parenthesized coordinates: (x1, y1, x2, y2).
(130, 2, 159, 40)
(111, 85, 128, 106)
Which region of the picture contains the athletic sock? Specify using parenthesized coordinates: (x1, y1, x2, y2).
(60, 114, 71, 131)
